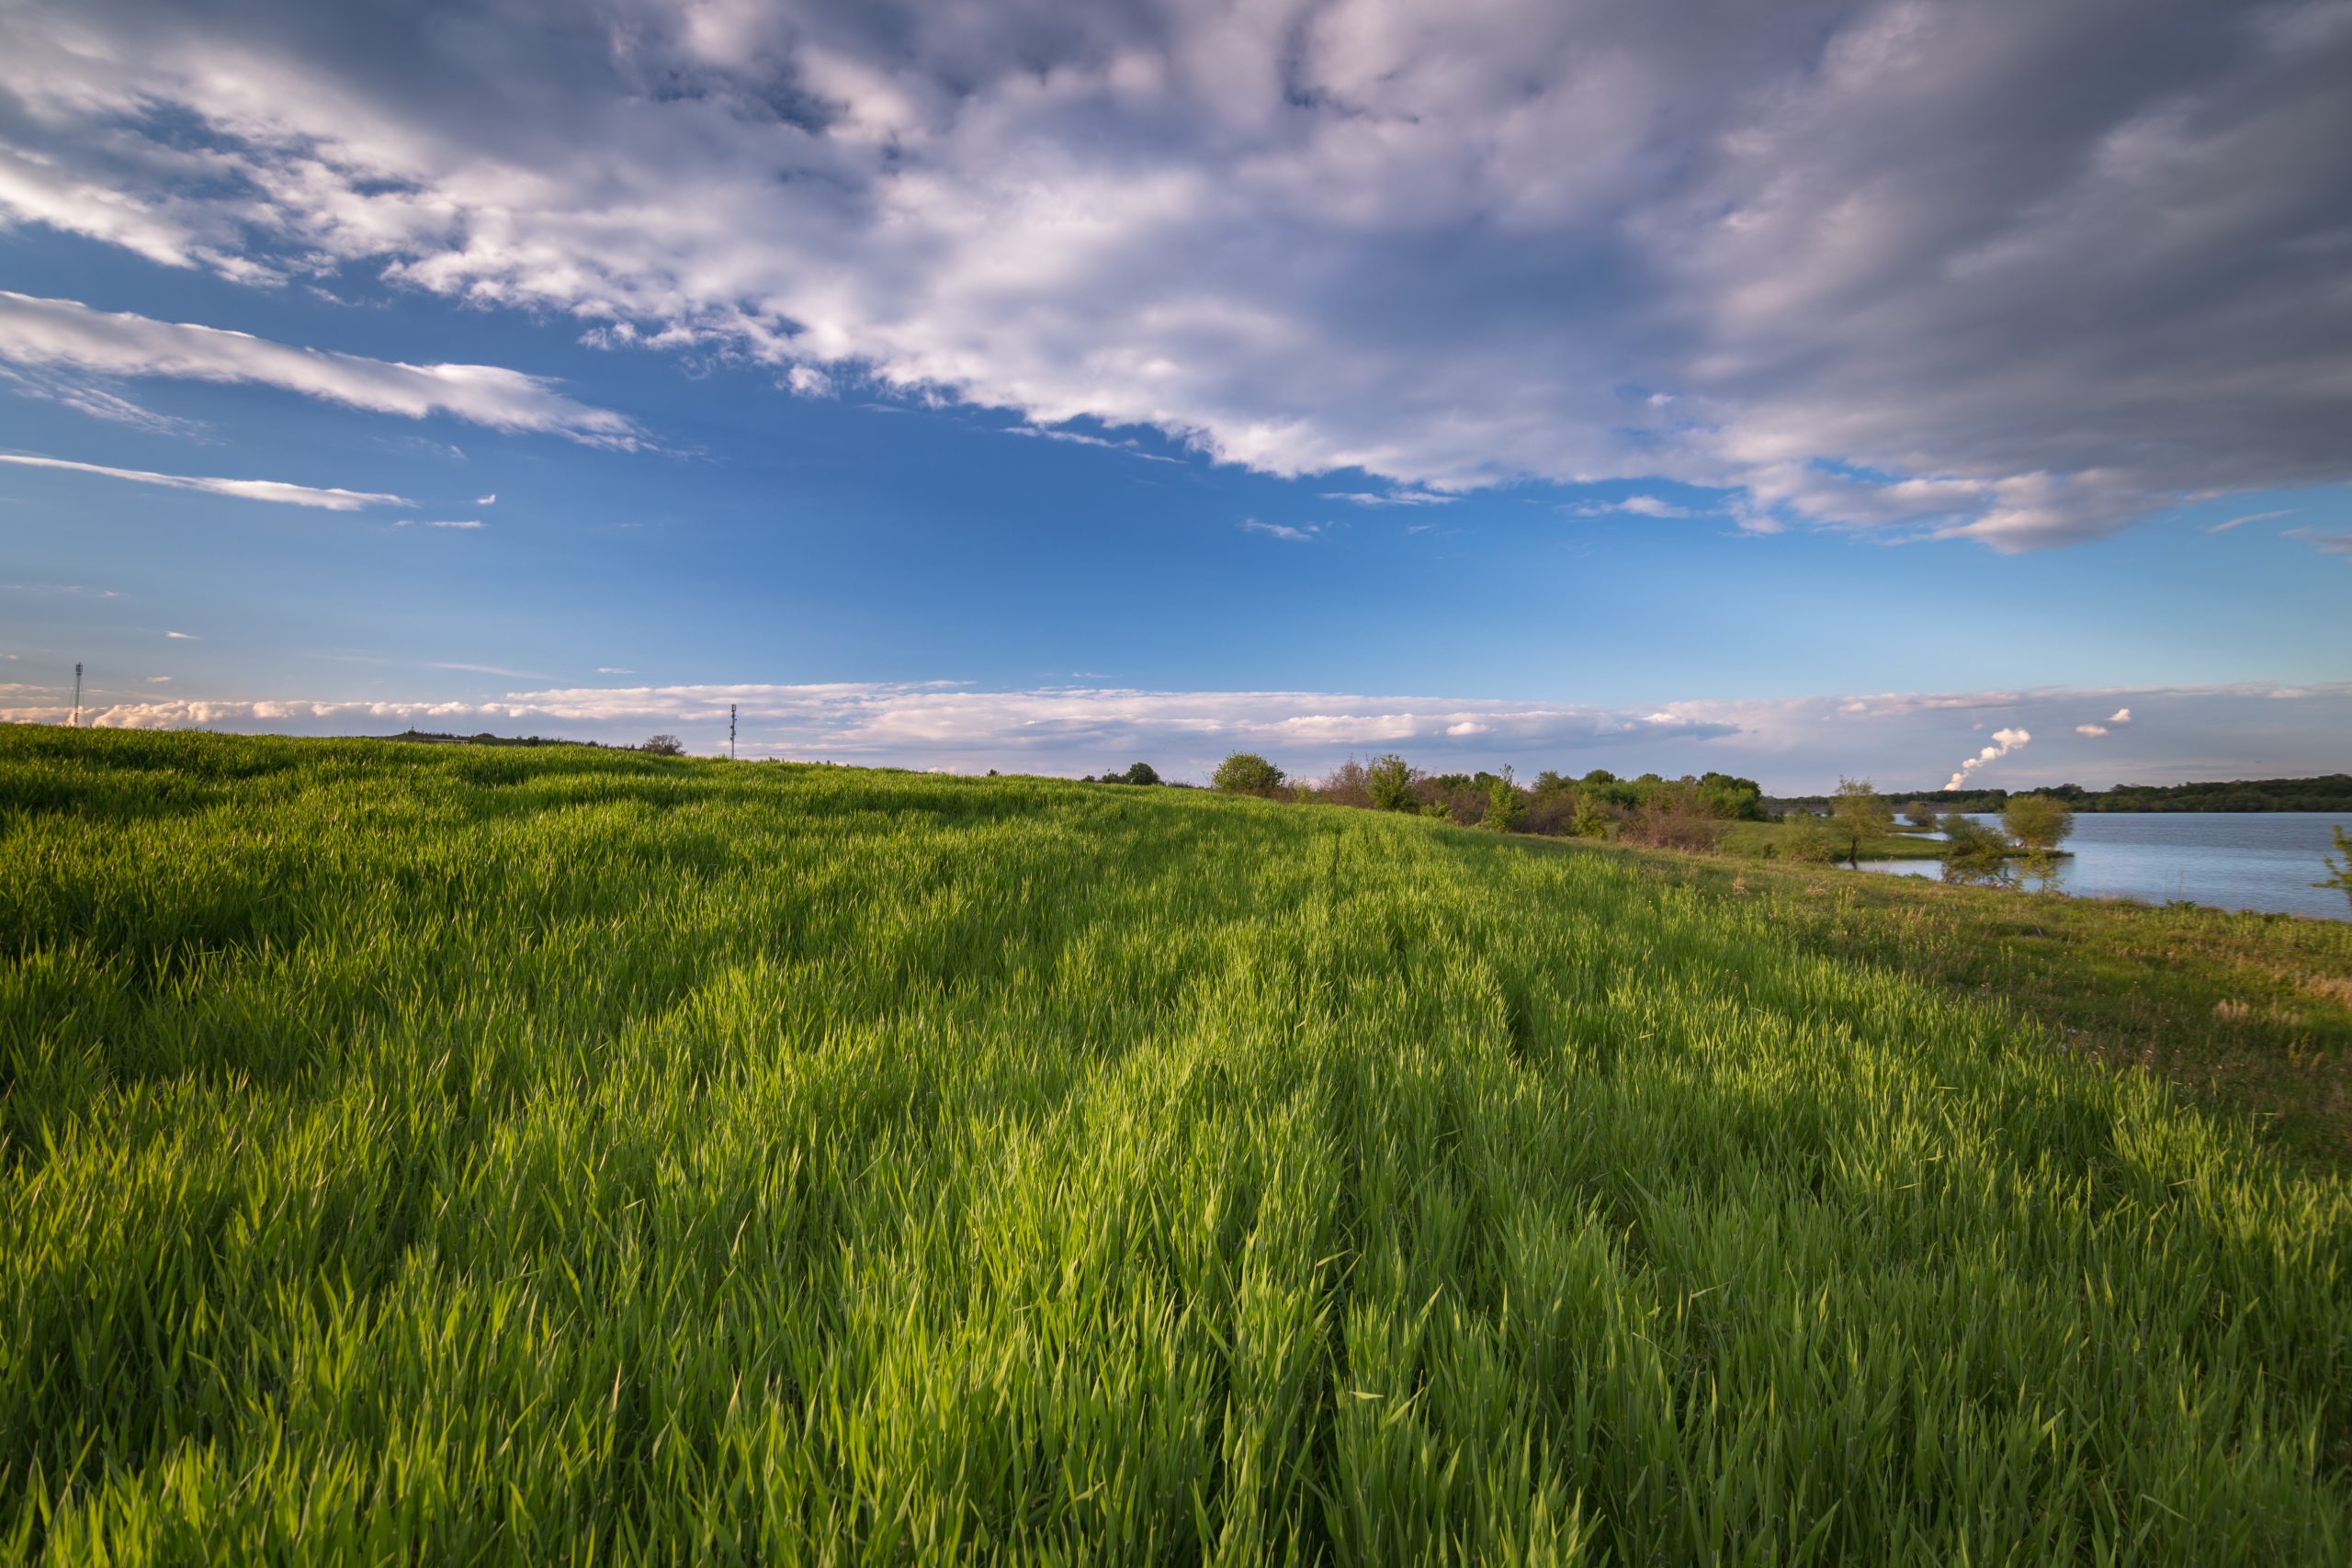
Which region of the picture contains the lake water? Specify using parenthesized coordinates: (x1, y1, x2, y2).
(1855, 812, 2352, 922)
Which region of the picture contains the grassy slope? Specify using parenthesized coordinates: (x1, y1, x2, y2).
(2, 728, 2346, 1562)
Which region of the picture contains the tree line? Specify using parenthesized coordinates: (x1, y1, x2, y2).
(1769, 773, 2352, 814)
(1090, 752, 1772, 847)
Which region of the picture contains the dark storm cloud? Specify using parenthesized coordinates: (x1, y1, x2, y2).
(3, 0, 2348, 547)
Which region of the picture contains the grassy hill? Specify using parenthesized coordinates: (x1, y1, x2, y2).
(3, 728, 2347, 1562)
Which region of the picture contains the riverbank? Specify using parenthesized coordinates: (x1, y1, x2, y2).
(1601, 837, 2352, 1170)
(1716, 818, 2057, 863)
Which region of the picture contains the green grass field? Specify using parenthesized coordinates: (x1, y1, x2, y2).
(4, 728, 2347, 1562)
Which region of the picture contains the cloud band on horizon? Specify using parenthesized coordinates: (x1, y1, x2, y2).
(4, 678, 2342, 795)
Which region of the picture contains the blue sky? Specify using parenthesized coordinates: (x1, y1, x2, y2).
(3, 0, 2347, 790)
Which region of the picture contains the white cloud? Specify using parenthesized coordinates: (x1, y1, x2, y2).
(2109, 707, 2132, 724)
(1945, 727, 2031, 792)
(1240, 518, 1324, 542)
(475, 493, 496, 506)
(164, 630, 196, 639)
(0, 292, 641, 447)
(0, 452, 409, 510)
(2075, 724, 2108, 737)
(146, 675, 170, 682)
(595, 666, 635, 674)
(1565, 495, 1693, 520)
(1006, 425, 1182, 463)
(3, 2, 2346, 548)
(1618, 496, 1690, 519)
(419, 519, 484, 529)
(1323, 489, 1458, 507)
(2208, 509, 2290, 533)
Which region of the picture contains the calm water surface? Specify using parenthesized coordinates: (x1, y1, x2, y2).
(1856, 812, 2352, 922)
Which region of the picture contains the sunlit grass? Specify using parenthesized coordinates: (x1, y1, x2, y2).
(3, 728, 2346, 1562)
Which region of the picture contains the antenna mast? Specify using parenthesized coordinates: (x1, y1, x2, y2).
(71, 662, 83, 728)
(729, 703, 738, 761)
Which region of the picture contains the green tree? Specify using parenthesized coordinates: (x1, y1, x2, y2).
(1366, 754, 1417, 813)
(1828, 777, 1893, 867)
(2316, 824, 2352, 910)
(1212, 752, 1285, 794)
(2003, 794, 2075, 874)
(1939, 812, 2011, 885)
(1119, 761, 1161, 786)
(1485, 768, 1523, 832)
(1905, 801, 1938, 830)
(641, 734, 685, 757)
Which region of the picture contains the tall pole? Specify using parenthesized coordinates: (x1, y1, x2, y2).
(729, 703, 737, 761)
(71, 662, 82, 728)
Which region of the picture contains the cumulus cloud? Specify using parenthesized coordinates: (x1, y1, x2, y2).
(2, 2, 2346, 548)
(0, 452, 410, 509)
(1945, 728, 2031, 792)
(0, 292, 641, 446)
(2075, 724, 2108, 737)
(2109, 707, 2132, 724)
(476, 493, 496, 506)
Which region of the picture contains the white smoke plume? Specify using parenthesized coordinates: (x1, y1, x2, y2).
(1945, 728, 2030, 791)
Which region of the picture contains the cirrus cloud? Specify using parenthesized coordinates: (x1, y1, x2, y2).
(0, 292, 642, 446)
(0, 451, 409, 509)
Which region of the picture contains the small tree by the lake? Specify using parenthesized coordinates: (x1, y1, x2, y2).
(2004, 794, 2075, 878)
(1828, 776, 1893, 867)
(1940, 812, 2012, 886)
(2318, 825, 2352, 910)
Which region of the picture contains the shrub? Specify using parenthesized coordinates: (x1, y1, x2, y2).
(1212, 752, 1285, 795)
(1785, 820, 1838, 863)
(641, 734, 686, 757)
(1366, 754, 1418, 813)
